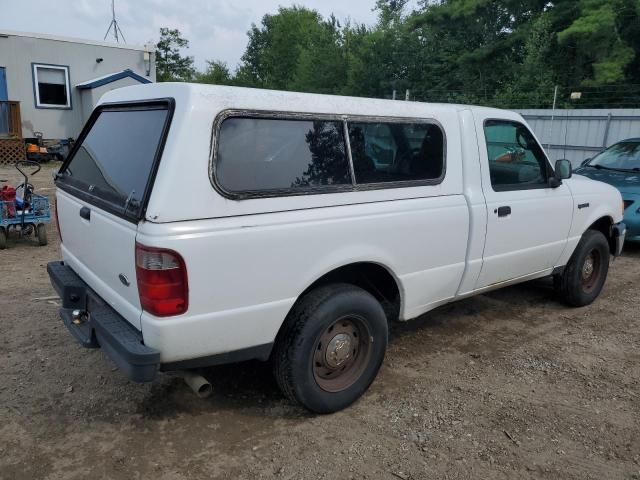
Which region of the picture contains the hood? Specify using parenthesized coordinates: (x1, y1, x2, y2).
(574, 167, 640, 194)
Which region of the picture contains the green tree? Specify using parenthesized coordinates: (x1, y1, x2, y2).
(495, 13, 557, 108)
(188, 0, 640, 108)
(195, 60, 232, 85)
(341, 24, 384, 97)
(410, 0, 551, 102)
(235, 6, 344, 91)
(343, 1, 420, 98)
(290, 15, 348, 93)
(557, 0, 637, 86)
(156, 28, 196, 82)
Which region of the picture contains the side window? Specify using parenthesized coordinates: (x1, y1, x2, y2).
(216, 117, 350, 194)
(483, 120, 550, 190)
(348, 122, 444, 184)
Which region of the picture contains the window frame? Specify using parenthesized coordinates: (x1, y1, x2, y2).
(210, 109, 447, 200)
(32, 63, 72, 110)
(482, 118, 554, 193)
(55, 98, 175, 223)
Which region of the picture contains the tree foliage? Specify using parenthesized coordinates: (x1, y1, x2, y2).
(160, 0, 640, 108)
(156, 28, 196, 82)
(232, 7, 348, 92)
(557, 0, 637, 85)
(194, 60, 232, 85)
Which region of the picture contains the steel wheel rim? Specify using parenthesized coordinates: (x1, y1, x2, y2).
(581, 249, 601, 293)
(312, 315, 372, 393)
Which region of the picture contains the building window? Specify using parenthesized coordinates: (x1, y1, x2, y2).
(32, 64, 71, 109)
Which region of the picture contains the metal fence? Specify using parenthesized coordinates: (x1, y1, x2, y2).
(516, 109, 640, 166)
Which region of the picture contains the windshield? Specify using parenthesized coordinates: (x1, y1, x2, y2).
(58, 104, 170, 219)
(588, 141, 640, 170)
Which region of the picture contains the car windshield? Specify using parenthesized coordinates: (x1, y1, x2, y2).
(588, 141, 640, 170)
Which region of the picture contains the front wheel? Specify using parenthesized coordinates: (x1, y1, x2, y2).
(0, 227, 6, 249)
(555, 229, 610, 307)
(273, 283, 388, 413)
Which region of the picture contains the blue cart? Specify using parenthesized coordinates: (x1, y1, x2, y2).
(0, 161, 52, 249)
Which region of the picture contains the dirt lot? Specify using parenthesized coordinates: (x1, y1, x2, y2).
(0, 164, 639, 480)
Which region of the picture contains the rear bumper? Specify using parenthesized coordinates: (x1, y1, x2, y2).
(612, 222, 626, 256)
(47, 261, 160, 382)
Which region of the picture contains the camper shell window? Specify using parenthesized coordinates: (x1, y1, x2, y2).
(56, 100, 174, 221)
(212, 111, 446, 199)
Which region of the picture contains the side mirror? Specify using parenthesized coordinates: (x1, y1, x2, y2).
(580, 158, 591, 167)
(555, 159, 572, 180)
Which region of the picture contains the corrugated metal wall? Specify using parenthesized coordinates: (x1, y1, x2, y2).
(516, 109, 640, 166)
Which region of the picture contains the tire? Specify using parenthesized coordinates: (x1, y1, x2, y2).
(273, 283, 388, 413)
(0, 227, 6, 249)
(555, 229, 610, 307)
(36, 223, 47, 246)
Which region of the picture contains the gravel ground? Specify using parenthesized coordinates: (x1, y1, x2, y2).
(1, 164, 639, 480)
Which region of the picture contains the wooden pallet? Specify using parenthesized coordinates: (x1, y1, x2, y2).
(0, 138, 26, 165)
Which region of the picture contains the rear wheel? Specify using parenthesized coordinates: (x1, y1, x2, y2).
(555, 229, 610, 307)
(0, 227, 6, 249)
(36, 223, 47, 246)
(273, 283, 387, 413)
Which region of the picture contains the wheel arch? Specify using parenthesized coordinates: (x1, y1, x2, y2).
(587, 215, 616, 255)
(281, 261, 403, 330)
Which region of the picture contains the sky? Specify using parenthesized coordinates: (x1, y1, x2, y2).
(1, 0, 388, 71)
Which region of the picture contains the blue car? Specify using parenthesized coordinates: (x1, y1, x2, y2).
(575, 138, 640, 242)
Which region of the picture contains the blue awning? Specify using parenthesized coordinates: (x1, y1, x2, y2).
(76, 69, 152, 89)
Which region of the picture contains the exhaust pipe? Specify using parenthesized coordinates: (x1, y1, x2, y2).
(182, 371, 213, 398)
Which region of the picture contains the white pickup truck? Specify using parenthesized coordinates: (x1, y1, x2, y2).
(48, 84, 625, 413)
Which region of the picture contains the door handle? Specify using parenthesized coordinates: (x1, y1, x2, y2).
(79, 206, 91, 221)
(496, 206, 511, 217)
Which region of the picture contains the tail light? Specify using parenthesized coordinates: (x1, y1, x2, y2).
(135, 243, 188, 317)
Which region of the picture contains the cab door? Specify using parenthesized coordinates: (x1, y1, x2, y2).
(474, 116, 572, 289)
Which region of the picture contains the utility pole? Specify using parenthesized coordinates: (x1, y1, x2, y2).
(547, 85, 558, 151)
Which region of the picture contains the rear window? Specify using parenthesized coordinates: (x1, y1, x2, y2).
(58, 104, 170, 218)
(216, 117, 351, 194)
